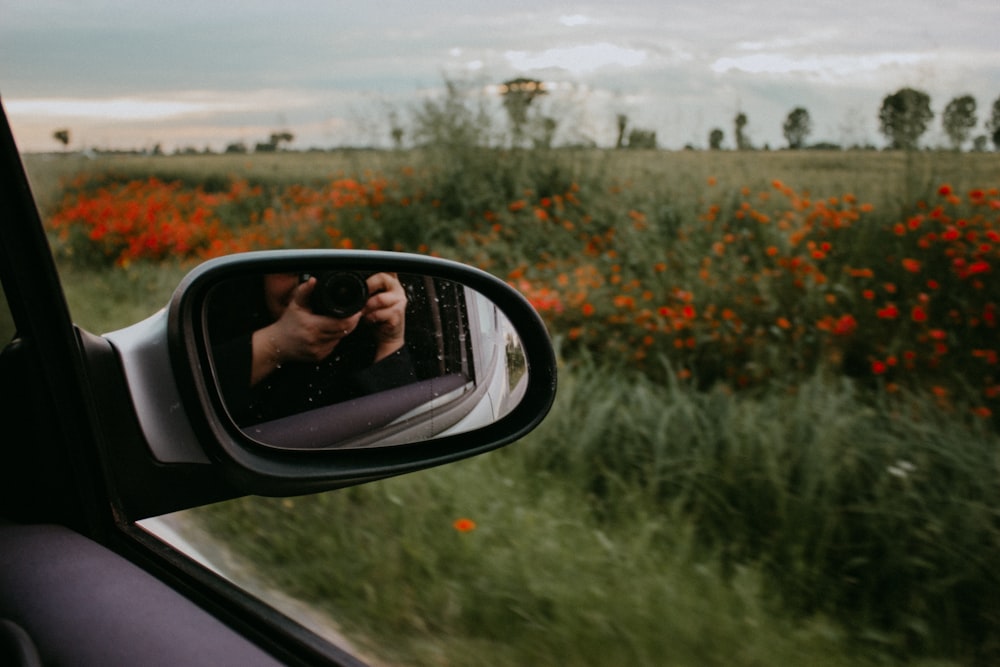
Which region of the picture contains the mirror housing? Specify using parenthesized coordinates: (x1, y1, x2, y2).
(103, 251, 556, 500)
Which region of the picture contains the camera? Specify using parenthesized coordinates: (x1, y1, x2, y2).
(300, 271, 370, 318)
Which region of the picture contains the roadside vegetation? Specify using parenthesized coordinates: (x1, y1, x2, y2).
(22, 99, 1000, 665)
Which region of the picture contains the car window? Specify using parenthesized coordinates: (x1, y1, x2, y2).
(7, 3, 1000, 666)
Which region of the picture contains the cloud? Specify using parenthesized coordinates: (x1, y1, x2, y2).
(559, 14, 594, 27)
(7, 98, 219, 121)
(505, 43, 648, 75)
(711, 52, 930, 80)
(6, 90, 323, 122)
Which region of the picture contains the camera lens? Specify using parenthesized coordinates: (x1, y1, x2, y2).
(307, 271, 369, 318)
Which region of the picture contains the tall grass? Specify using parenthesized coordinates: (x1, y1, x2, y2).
(195, 360, 998, 665)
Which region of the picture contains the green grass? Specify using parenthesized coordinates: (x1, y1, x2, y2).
(194, 361, 997, 666)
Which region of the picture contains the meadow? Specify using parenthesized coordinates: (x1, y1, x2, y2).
(23, 145, 1000, 666)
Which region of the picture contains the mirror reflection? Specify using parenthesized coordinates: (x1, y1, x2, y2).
(204, 270, 528, 449)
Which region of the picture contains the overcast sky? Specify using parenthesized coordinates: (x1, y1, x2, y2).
(2, 0, 999, 152)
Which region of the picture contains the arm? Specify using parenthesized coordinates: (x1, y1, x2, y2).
(362, 272, 408, 362)
(250, 277, 363, 386)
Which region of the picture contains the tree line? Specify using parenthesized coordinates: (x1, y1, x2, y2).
(50, 83, 1000, 154)
(711, 88, 1000, 152)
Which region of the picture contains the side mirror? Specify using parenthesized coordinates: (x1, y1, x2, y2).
(103, 251, 557, 500)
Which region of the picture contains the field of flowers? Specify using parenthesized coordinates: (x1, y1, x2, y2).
(27, 147, 1000, 665)
(44, 152, 1000, 422)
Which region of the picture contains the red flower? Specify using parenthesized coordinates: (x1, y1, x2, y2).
(911, 306, 928, 323)
(833, 314, 857, 336)
(966, 260, 991, 276)
(877, 304, 900, 319)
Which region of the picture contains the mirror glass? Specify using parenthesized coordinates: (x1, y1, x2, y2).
(203, 270, 528, 449)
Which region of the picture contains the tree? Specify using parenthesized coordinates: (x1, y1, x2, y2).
(413, 77, 493, 150)
(878, 87, 933, 150)
(709, 128, 724, 150)
(388, 110, 405, 149)
(782, 107, 812, 149)
(270, 131, 294, 149)
(626, 128, 657, 149)
(390, 126, 404, 149)
(988, 95, 1000, 151)
(53, 128, 70, 150)
(499, 77, 546, 147)
(532, 116, 558, 149)
(942, 94, 977, 150)
(615, 114, 628, 149)
(734, 112, 751, 150)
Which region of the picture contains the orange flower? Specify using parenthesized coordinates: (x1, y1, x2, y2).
(613, 295, 636, 309)
(582, 303, 596, 316)
(453, 518, 477, 533)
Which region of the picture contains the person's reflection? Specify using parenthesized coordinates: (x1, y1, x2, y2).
(210, 271, 416, 426)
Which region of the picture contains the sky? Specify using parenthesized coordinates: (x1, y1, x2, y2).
(2, 0, 999, 152)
